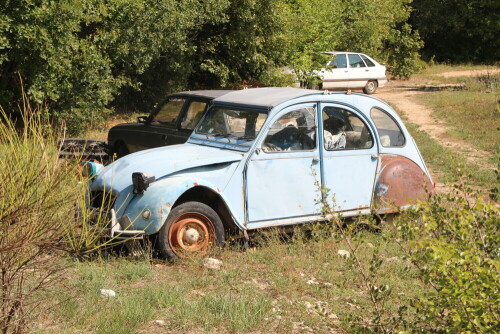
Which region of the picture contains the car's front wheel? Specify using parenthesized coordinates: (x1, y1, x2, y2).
(363, 80, 378, 94)
(158, 202, 225, 259)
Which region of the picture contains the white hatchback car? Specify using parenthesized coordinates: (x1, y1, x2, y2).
(319, 52, 388, 94)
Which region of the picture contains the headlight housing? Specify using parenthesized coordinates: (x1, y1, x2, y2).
(132, 172, 156, 194)
(81, 161, 103, 179)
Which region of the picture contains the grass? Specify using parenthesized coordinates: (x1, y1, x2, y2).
(388, 65, 499, 194)
(34, 227, 428, 333)
(24, 63, 496, 333)
(413, 64, 498, 80)
(416, 75, 499, 162)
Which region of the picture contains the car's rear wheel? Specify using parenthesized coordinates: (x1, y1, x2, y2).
(158, 202, 225, 259)
(363, 80, 378, 94)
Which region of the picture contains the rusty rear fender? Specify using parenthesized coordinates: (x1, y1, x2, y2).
(373, 154, 434, 213)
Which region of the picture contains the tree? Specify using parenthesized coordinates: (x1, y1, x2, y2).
(410, 0, 500, 62)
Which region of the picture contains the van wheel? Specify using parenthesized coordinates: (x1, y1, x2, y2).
(363, 80, 378, 94)
(158, 202, 225, 259)
(114, 142, 129, 158)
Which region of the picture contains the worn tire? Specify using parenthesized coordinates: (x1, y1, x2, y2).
(114, 141, 129, 158)
(363, 80, 378, 94)
(158, 201, 225, 260)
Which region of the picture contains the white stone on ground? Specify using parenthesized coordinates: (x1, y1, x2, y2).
(203, 258, 222, 270)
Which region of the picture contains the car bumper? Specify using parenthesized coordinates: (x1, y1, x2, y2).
(107, 209, 146, 240)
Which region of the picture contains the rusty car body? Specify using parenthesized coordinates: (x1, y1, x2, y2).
(85, 87, 434, 259)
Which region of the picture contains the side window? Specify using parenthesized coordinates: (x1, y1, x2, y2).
(151, 98, 185, 125)
(262, 108, 316, 152)
(328, 54, 347, 68)
(323, 107, 373, 150)
(180, 101, 207, 130)
(360, 54, 375, 67)
(370, 107, 405, 147)
(348, 54, 366, 68)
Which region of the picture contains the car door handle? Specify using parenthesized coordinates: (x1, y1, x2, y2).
(162, 135, 168, 142)
(365, 69, 369, 72)
(312, 157, 319, 163)
(371, 154, 378, 160)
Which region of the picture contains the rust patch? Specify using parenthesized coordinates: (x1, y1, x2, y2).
(373, 154, 434, 212)
(166, 203, 171, 209)
(193, 183, 199, 186)
(216, 187, 221, 193)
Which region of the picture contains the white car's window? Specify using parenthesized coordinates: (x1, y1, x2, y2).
(262, 108, 316, 152)
(180, 101, 207, 130)
(370, 107, 406, 147)
(348, 54, 366, 68)
(360, 54, 375, 67)
(151, 98, 185, 125)
(328, 54, 347, 68)
(323, 107, 373, 150)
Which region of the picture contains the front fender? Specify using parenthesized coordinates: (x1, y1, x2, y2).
(121, 176, 233, 235)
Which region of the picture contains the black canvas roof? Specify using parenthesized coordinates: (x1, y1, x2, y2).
(213, 87, 321, 110)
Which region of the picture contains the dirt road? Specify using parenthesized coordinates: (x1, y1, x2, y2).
(376, 74, 496, 172)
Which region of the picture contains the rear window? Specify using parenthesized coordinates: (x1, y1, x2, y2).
(370, 107, 405, 147)
(360, 54, 375, 67)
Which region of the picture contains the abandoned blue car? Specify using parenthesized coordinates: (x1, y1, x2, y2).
(86, 87, 434, 258)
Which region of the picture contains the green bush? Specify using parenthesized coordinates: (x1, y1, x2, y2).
(397, 189, 499, 332)
(386, 24, 425, 79)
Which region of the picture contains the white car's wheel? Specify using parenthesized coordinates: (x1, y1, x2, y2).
(363, 80, 378, 94)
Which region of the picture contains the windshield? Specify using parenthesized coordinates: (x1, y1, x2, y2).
(196, 107, 267, 141)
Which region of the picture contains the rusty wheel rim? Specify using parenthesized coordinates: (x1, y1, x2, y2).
(168, 212, 215, 257)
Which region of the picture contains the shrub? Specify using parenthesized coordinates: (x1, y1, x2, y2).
(0, 100, 111, 332)
(386, 24, 425, 79)
(396, 188, 499, 332)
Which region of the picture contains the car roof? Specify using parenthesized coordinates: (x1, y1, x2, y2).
(170, 90, 232, 99)
(213, 87, 321, 110)
(323, 51, 361, 55)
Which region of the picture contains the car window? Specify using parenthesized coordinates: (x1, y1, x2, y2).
(327, 54, 347, 68)
(370, 107, 405, 147)
(262, 107, 316, 152)
(348, 54, 366, 68)
(180, 101, 207, 130)
(323, 107, 373, 150)
(360, 54, 375, 67)
(151, 98, 185, 125)
(196, 107, 267, 141)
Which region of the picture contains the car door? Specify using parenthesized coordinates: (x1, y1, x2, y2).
(246, 104, 322, 226)
(320, 104, 378, 212)
(321, 53, 350, 89)
(174, 99, 210, 143)
(346, 53, 369, 89)
(143, 97, 187, 149)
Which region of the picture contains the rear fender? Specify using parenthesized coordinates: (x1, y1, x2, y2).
(373, 154, 434, 213)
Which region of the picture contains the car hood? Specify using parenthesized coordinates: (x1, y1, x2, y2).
(91, 143, 244, 192)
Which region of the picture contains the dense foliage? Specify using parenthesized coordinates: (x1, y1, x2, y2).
(2, 0, 496, 135)
(410, 0, 500, 63)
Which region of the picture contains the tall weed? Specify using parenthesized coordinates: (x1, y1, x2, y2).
(0, 100, 110, 332)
